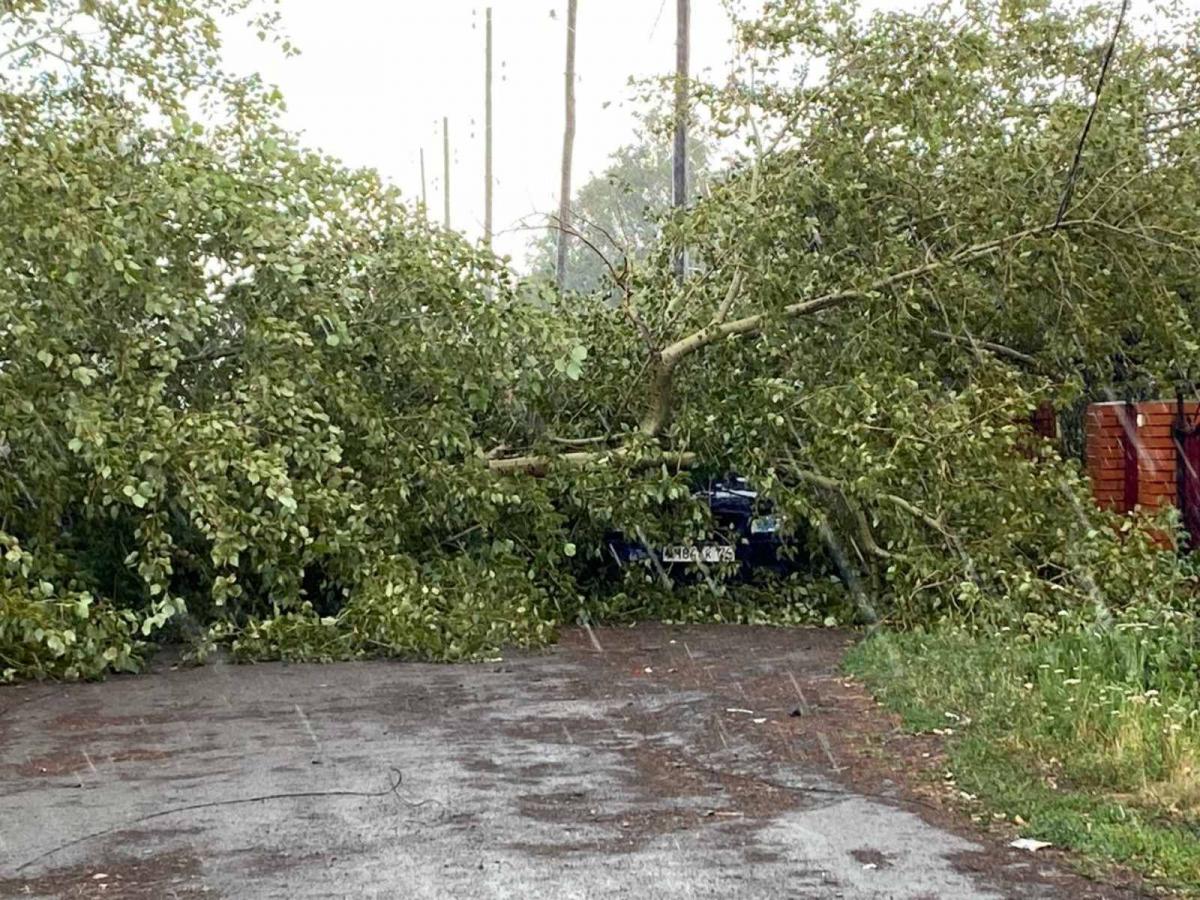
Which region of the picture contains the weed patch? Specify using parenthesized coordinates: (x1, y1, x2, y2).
(848, 618, 1200, 892)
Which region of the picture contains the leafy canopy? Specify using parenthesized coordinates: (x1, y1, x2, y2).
(2, 0, 1199, 679)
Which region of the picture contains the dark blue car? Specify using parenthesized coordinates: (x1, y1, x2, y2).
(605, 476, 797, 578)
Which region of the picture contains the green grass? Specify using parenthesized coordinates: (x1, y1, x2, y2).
(847, 623, 1200, 893)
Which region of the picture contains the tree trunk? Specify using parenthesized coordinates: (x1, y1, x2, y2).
(555, 0, 578, 292)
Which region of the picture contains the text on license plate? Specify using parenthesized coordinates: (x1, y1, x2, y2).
(661, 545, 736, 563)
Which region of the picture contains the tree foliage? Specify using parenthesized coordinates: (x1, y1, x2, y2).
(2, 0, 1199, 680)
(624, 0, 1200, 623)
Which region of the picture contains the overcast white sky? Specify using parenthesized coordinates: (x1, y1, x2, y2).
(218, 0, 1187, 268)
(220, 1, 743, 266)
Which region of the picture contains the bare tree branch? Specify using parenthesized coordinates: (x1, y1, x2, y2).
(547, 214, 657, 352)
(709, 269, 745, 326)
(788, 467, 963, 561)
(548, 214, 625, 288)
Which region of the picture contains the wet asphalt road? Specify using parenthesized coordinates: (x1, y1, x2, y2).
(0, 625, 1140, 899)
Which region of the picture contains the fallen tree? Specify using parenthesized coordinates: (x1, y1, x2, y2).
(2, 0, 1199, 678)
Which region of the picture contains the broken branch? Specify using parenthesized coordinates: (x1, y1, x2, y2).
(488, 447, 696, 476)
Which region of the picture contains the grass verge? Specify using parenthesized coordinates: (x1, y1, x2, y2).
(846, 623, 1200, 893)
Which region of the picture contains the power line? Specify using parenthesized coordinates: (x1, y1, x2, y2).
(1054, 0, 1130, 229)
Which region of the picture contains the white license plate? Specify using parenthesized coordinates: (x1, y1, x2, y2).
(661, 545, 736, 564)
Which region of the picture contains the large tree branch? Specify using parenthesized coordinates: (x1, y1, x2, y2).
(546, 434, 616, 447)
(487, 447, 695, 476)
(640, 218, 1094, 436)
(665, 220, 1092, 363)
(791, 468, 898, 562)
(929, 329, 1041, 369)
(788, 466, 964, 561)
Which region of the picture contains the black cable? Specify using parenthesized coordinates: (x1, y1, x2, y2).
(1053, 0, 1131, 229)
(14, 767, 436, 874)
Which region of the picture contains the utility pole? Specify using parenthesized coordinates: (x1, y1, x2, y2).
(484, 7, 494, 248)
(673, 0, 689, 284)
(555, 0, 578, 292)
(420, 147, 428, 221)
(442, 116, 451, 230)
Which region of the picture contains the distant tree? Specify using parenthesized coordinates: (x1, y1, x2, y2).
(529, 134, 713, 296)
